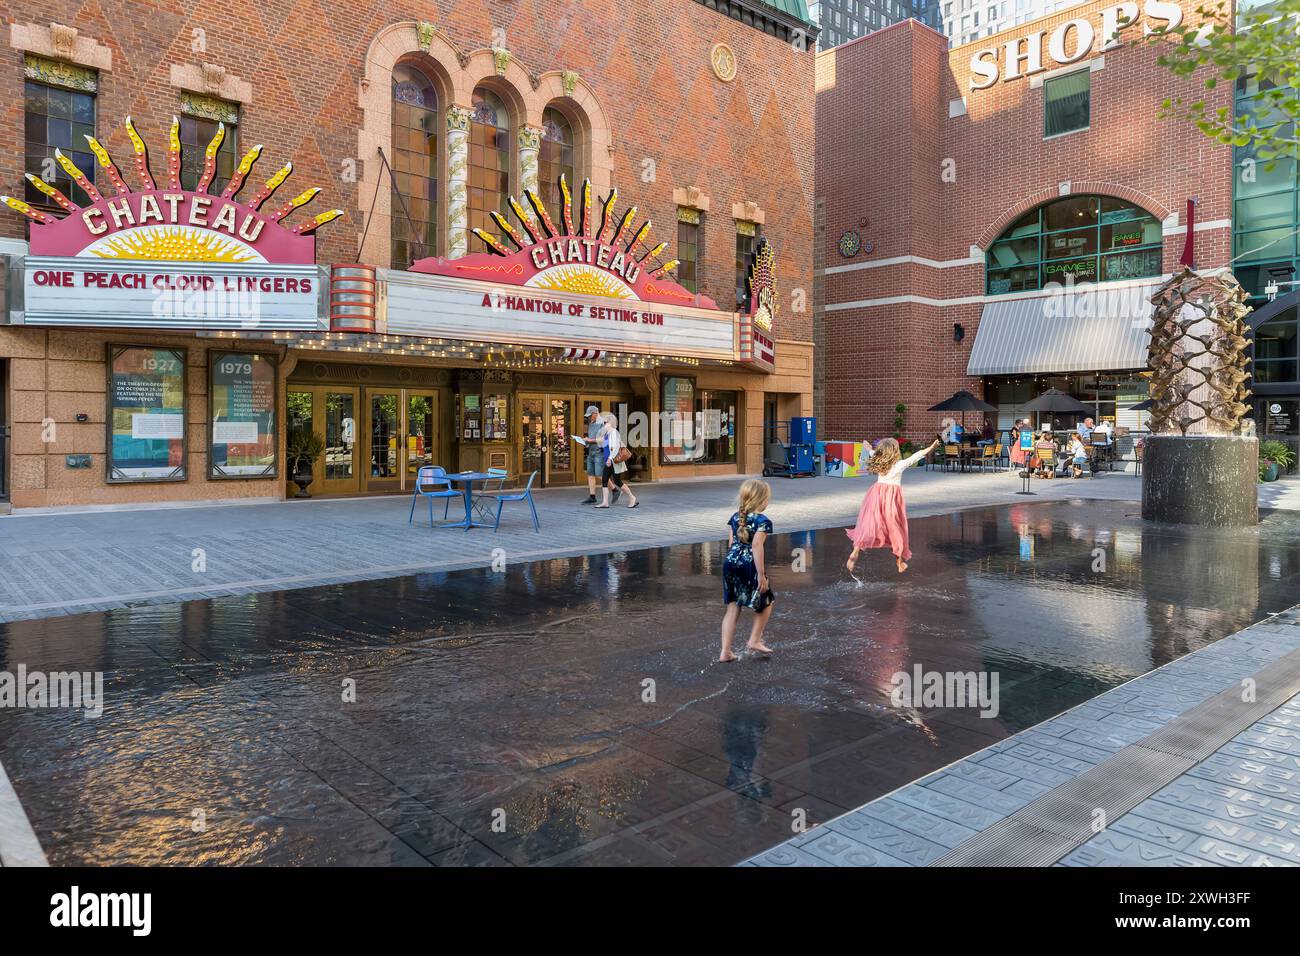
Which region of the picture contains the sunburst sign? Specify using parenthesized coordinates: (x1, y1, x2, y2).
(2, 116, 342, 265)
(411, 175, 717, 310)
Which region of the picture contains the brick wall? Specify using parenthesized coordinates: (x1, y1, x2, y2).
(0, 0, 814, 341)
(816, 2, 1235, 442)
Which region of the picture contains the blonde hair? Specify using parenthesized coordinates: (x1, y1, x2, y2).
(735, 479, 771, 543)
(868, 438, 901, 475)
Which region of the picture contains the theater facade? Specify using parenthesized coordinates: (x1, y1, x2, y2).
(0, 2, 816, 510)
(815, 0, 1299, 450)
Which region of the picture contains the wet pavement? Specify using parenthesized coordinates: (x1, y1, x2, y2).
(2, 497, 1300, 866)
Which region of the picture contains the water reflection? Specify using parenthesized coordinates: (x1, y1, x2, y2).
(3, 500, 1299, 866)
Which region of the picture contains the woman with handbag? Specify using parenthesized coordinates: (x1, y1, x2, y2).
(596, 413, 639, 509)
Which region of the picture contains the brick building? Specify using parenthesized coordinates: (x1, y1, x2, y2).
(0, 0, 817, 510)
(814, 0, 1280, 449)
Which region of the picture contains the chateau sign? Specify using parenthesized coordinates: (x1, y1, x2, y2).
(411, 175, 717, 310)
(3, 116, 339, 329)
(968, 0, 1186, 90)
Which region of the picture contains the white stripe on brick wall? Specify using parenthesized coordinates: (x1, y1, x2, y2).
(824, 268, 1229, 311)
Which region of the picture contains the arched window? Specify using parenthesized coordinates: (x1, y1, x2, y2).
(985, 195, 1163, 294)
(390, 63, 440, 268)
(469, 86, 511, 241)
(538, 106, 574, 213)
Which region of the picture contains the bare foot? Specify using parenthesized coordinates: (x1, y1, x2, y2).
(746, 641, 773, 655)
(896, 558, 908, 573)
(719, 653, 739, 663)
(846, 554, 857, 572)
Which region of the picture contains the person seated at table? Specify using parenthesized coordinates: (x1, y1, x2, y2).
(1033, 431, 1056, 478)
(1067, 432, 1088, 478)
(1092, 419, 1113, 443)
(1078, 417, 1095, 440)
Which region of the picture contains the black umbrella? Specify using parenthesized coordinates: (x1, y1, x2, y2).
(1022, 387, 1092, 432)
(928, 390, 997, 442)
(1127, 399, 1154, 411)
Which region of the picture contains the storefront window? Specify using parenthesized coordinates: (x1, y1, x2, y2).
(209, 351, 276, 478)
(697, 389, 738, 464)
(736, 224, 759, 311)
(985, 195, 1162, 294)
(659, 377, 738, 465)
(108, 346, 186, 482)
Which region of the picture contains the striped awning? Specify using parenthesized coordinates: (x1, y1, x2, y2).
(966, 281, 1160, 376)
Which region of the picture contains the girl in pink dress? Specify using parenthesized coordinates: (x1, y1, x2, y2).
(846, 437, 939, 574)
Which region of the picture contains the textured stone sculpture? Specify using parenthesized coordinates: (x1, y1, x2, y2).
(1142, 268, 1252, 436)
(1141, 267, 1258, 527)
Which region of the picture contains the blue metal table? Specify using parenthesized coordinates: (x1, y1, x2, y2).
(441, 471, 496, 530)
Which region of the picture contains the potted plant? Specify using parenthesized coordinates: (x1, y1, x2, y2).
(1258, 440, 1295, 483)
(287, 430, 325, 498)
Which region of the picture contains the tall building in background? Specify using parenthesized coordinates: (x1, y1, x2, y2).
(811, 0, 1083, 48)
(809, 0, 942, 49)
(937, 0, 1083, 47)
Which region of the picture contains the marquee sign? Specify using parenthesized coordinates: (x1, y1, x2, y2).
(968, 0, 1185, 90)
(2, 116, 342, 263)
(411, 175, 718, 310)
(4, 117, 341, 330)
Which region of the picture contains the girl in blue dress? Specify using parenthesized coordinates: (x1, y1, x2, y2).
(720, 479, 775, 662)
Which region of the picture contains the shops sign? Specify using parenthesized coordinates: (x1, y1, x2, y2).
(968, 1, 1186, 90)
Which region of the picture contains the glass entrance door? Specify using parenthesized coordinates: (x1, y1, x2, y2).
(548, 397, 574, 484)
(405, 392, 438, 485)
(521, 395, 545, 480)
(321, 388, 360, 495)
(365, 391, 401, 492)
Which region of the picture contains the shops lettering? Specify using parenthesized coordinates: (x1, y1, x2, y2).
(529, 238, 642, 283)
(969, 1, 1184, 89)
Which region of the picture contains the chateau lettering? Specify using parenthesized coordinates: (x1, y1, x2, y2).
(481, 292, 664, 325)
(528, 238, 642, 283)
(969, 1, 1185, 90)
(76, 192, 268, 243)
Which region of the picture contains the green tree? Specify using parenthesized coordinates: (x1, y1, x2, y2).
(1146, 1, 1300, 163)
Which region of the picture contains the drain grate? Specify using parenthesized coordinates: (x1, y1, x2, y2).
(933, 645, 1300, 867)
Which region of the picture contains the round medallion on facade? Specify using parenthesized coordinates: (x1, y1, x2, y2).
(710, 43, 737, 82)
(838, 230, 861, 258)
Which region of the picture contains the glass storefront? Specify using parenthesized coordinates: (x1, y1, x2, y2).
(659, 376, 738, 465)
(988, 373, 1149, 435)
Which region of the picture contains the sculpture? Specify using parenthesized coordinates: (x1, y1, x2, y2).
(1142, 268, 1252, 436)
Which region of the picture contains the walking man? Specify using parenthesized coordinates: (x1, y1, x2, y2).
(581, 405, 617, 504)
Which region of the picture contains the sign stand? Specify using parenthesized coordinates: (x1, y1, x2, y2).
(1015, 430, 1036, 496)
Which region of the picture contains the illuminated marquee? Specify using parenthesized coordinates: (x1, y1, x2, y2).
(2, 116, 342, 264)
(411, 175, 718, 310)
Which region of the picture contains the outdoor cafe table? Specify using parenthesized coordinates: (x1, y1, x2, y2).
(441, 471, 497, 530)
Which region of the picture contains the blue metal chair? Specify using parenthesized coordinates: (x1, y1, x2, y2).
(489, 470, 540, 532)
(408, 465, 460, 527)
(472, 467, 510, 520)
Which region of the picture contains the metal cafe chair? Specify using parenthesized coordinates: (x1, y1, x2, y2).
(472, 467, 510, 520)
(942, 444, 961, 472)
(489, 470, 540, 533)
(408, 465, 460, 527)
(1035, 447, 1056, 478)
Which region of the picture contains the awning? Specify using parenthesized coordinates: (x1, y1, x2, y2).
(966, 281, 1159, 376)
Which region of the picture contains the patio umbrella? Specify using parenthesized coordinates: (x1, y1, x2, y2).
(1022, 387, 1091, 430)
(928, 390, 997, 440)
(1127, 398, 1154, 411)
